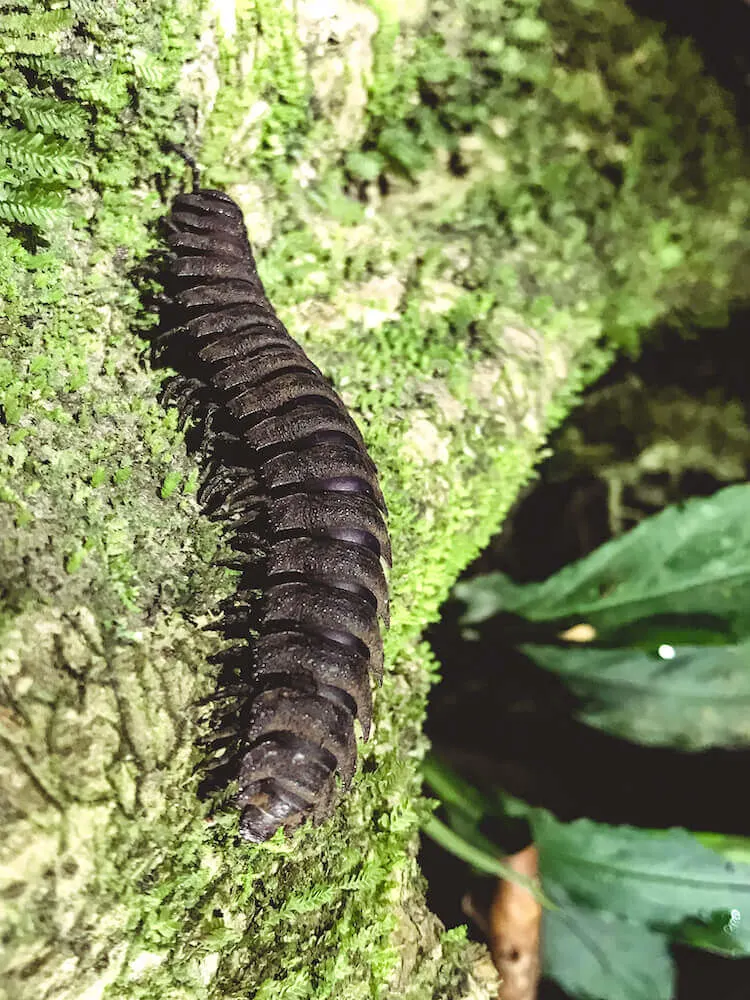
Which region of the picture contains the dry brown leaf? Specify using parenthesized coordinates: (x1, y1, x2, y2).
(487, 845, 541, 1000)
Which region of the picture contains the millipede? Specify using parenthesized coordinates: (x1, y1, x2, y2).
(156, 163, 390, 842)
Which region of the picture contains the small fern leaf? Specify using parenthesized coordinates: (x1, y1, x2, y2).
(75, 74, 129, 112)
(68, 0, 100, 16)
(0, 127, 85, 180)
(0, 34, 60, 56)
(131, 49, 168, 88)
(15, 53, 94, 80)
(0, 197, 62, 228)
(0, 9, 75, 36)
(16, 96, 89, 138)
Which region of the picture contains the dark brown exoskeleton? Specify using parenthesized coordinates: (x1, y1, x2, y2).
(158, 177, 390, 842)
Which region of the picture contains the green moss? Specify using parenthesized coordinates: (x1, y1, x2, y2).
(1, 0, 749, 998)
(357, 0, 750, 351)
(200, 0, 314, 189)
(0, 0, 224, 616)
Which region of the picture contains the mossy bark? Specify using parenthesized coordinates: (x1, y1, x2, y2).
(1, 1, 748, 998)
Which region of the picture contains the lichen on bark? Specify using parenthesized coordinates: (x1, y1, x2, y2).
(1, 1, 748, 998)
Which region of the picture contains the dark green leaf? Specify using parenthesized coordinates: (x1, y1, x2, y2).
(600, 617, 731, 650)
(521, 640, 750, 750)
(455, 484, 750, 635)
(532, 811, 750, 937)
(422, 760, 750, 960)
(677, 909, 750, 957)
(676, 834, 750, 954)
(543, 887, 675, 1000)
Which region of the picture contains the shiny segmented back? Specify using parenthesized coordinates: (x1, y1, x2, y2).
(160, 188, 390, 842)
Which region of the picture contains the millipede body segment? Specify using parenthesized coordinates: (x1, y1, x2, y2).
(159, 188, 390, 842)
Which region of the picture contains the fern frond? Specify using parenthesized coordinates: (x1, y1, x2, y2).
(0, 33, 59, 56)
(0, 177, 65, 228)
(131, 49, 168, 88)
(16, 96, 88, 137)
(281, 885, 339, 915)
(0, 9, 74, 37)
(74, 73, 128, 111)
(67, 0, 101, 16)
(15, 53, 94, 77)
(0, 127, 85, 180)
(0, 196, 62, 228)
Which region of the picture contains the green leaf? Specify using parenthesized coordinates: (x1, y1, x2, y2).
(131, 50, 169, 87)
(600, 617, 731, 650)
(160, 470, 182, 499)
(509, 17, 549, 43)
(377, 123, 431, 176)
(423, 760, 750, 960)
(345, 150, 385, 182)
(455, 484, 750, 635)
(532, 811, 750, 938)
(422, 814, 549, 903)
(677, 834, 750, 955)
(543, 887, 675, 1000)
(0, 196, 62, 228)
(454, 571, 517, 625)
(677, 909, 750, 957)
(422, 756, 547, 901)
(696, 833, 750, 867)
(0, 127, 84, 180)
(0, 9, 74, 36)
(521, 640, 750, 750)
(16, 96, 88, 138)
(422, 754, 491, 823)
(0, 33, 59, 56)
